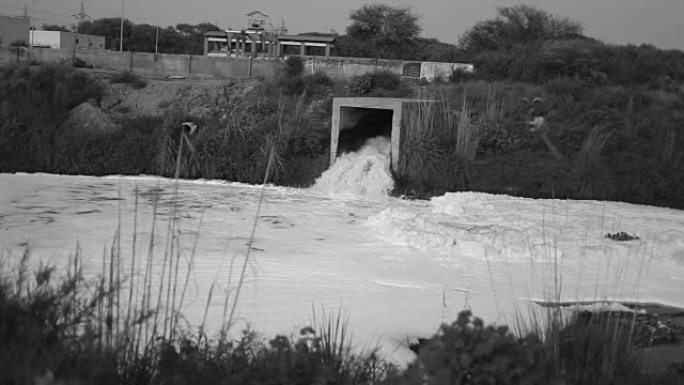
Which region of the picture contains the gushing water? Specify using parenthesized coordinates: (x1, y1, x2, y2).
(312, 136, 394, 198)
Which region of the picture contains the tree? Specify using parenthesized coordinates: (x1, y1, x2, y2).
(78, 18, 133, 50)
(128, 23, 157, 53)
(345, 4, 421, 59)
(42, 24, 70, 32)
(175, 22, 220, 54)
(459, 4, 583, 54)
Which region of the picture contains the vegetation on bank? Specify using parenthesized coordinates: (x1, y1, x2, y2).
(2, 252, 682, 385)
(1, 50, 683, 208)
(2, 5, 684, 207)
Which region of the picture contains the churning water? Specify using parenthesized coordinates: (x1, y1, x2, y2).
(1, 135, 684, 364)
(312, 136, 394, 198)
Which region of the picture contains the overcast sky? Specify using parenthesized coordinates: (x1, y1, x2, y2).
(2, 0, 683, 50)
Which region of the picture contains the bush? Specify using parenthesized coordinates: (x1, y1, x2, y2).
(605, 232, 640, 241)
(449, 68, 476, 83)
(0, 252, 120, 385)
(283, 56, 304, 77)
(400, 311, 556, 384)
(350, 73, 374, 96)
(109, 70, 147, 89)
(349, 70, 406, 97)
(0, 63, 103, 172)
(372, 70, 401, 90)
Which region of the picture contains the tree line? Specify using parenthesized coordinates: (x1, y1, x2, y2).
(41, 3, 684, 88)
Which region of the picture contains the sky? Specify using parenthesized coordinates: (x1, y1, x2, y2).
(1, 0, 683, 50)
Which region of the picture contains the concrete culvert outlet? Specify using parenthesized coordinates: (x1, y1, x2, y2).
(337, 107, 393, 154)
(330, 97, 435, 172)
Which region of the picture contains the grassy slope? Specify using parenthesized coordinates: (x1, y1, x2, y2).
(1, 62, 682, 209)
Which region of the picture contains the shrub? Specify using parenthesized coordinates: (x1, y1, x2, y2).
(372, 70, 401, 90)
(283, 55, 304, 77)
(0, 251, 120, 385)
(303, 71, 335, 95)
(449, 67, 475, 83)
(109, 70, 147, 89)
(605, 232, 640, 241)
(349, 70, 407, 97)
(0, 63, 103, 173)
(350, 73, 374, 95)
(400, 311, 556, 384)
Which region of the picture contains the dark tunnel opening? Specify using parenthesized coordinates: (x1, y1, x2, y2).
(337, 107, 393, 155)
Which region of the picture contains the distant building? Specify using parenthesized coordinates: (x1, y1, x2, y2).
(277, 34, 335, 57)
(0, 15, 29, 47)
(30, 31, 105, 50)
(203, 10, 335, 58)
(204, 32, 336, 58)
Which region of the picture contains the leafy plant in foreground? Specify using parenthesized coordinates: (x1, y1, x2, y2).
(401, 310, 557, 385)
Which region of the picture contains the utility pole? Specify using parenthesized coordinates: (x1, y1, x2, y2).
(119, 0, 124, 51)
(23, 2, 30, 62)
(72, 2, 90, 34)
(155, 24, 159, 54)
(31, 0, 35, 48)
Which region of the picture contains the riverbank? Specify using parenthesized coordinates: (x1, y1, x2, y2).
(2, 62, 683, 209)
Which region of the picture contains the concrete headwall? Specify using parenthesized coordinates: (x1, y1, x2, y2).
(0, 47, 472, 82)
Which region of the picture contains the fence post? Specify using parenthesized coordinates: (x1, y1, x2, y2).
(188, 55, 192, 76)
(248, 57, 252, 78)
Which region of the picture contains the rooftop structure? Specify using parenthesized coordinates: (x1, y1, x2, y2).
(203, 10, 335, 58)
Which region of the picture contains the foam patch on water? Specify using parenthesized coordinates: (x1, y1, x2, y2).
(312, 136, 394, 198)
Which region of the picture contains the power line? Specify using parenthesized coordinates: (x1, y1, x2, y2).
(0, 2, 73, 19)
(0, 11, 69, 25)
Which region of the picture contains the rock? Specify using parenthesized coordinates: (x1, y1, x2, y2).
(61, 102, 120, 135)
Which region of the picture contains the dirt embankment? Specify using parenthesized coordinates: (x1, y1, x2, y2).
(63, 72, 261, 134)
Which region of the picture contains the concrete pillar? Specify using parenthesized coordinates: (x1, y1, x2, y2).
(203, 36, 208, 55)
(261, 35, 266, 57)
(300, 43, 305, 56)
(325, 44, 331, 58)
(330, 99, 341, 166)
(390, 106, 401, 172)
(227, 32, 234, 56)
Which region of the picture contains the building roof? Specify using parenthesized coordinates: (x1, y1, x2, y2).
(205, 30, 227, 37)
(246, 10, 268, 17)
(277, 34, 336, 43)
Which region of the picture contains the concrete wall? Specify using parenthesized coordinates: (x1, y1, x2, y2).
(303, 56, 472, 81)
(0, 47, 472, 82)
(0, 16, 29, 47)
(76, 34, 105, 50)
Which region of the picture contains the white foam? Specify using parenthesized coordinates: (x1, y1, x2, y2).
(312, 136, 394, 198)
